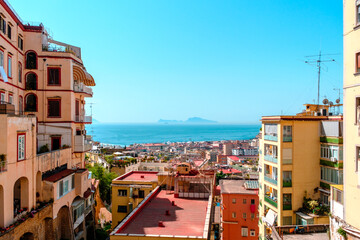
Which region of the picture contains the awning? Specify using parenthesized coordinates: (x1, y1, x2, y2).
(295, 211, 313, 220)
(263, 209, 277, 226)
(73, 65, 95, 86)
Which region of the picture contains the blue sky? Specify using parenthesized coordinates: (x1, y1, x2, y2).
(11, 0, 343, 123)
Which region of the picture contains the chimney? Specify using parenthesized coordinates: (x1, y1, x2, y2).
(165, 210, 170, 216)
(158, 221, 165, 227)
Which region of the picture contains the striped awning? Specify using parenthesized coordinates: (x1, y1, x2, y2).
(73, 65, 95, 86)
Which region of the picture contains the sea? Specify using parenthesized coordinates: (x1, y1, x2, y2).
(87, 123, 261, 146)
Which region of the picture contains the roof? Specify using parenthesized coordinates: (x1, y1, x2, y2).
(114, 171, 158, 182)
(220, 169, 241, 174)
(220, 180, 258, 194)
(114, 189, 210, 237)
(244, 180, 259, 190)
(43, 169, 75, 182)
(227, 156, 240, 161)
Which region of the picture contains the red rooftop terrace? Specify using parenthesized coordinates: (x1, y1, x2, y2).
(111, 187, 212, 239)
(114, 171, 159, 182)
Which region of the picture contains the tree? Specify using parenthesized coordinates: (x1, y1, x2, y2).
(216, 171, 226, 185)
(87, 163, 117, 204)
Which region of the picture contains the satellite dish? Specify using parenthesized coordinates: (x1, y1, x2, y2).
(323, 98, 329, 104)
(329, 101, 334, 106)
(336, 99, 340, 104)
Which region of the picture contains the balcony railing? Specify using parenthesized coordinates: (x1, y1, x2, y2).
(264, 135, 278, 141)
(283, 204, 292, 210)
(283, 136, 292, 142)
(36, 148, 72, 173)
(265, 195, 278, 208)
(42, 39, 81, 59)
(264, 155, 278, 164)
(74, 135, 92, 152)
(283, 180, 292, 187)
(74, 82, 93, 95)
(75, 115, 92, 123)
(264, 176, 278, 185)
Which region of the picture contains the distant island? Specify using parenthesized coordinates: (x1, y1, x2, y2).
(158, 117, 217, 124)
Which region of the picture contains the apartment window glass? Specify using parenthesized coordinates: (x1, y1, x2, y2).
(283, 171, 292, 187)
(243, 213, 247, 219)
(0, 92, 4, 103)
(25, 73, 37, 90)
(7, 55, 11, 78)
(232, 198, 236, 204)
(25, 51, 37, 69)
(118, 190, 127, 196)
(139, 190, 145, 198)
(356, 147, 360, 172)
(48, 99, 61, 117)
(72, 175, 75, 189)
(0, 50, 3, 67)
(8, 94, 12, 104)
(48, 67, 60, 85)
(117, 205, 127, 213)
(59, 180, 64, 197)
(251, 213, 255, 219)
(358, 5, 360, 24)
(7, 24, 11, 39)
(250, 230, 256, 236)
(321, 167, 343, 184)
(333, 189, 343, 204)
(232, 212, 236, 218)
(17, 133, 25, 161)
(283, 126, 292, 142)
(243, 199, 247, 204)
(18, 62, 22, 83)
(251, 199, 255, 204)
(283, 194, 292, 210)
(241, 228, 248, 237)
(320, 192, 329, 205)
(18, 36, 23, 50)
(0, 17, 5, 34)
(25, 94, 37, 112)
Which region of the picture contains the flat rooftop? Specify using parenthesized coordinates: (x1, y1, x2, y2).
(114, 189, 210, 237)
(114, 171, 158, 182)
(220, 180, 258, 194)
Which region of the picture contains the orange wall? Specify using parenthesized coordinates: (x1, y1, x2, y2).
(221, 193, 259, 240)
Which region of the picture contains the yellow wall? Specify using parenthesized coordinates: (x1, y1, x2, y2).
(343, 0, 360, 230)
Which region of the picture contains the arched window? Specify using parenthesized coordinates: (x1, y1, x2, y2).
(25, 94, 37, 112)
(25, 51, 37, 69)
(25, 73, 37, 90)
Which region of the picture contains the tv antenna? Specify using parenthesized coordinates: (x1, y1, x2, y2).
(305, 51, 336, 109)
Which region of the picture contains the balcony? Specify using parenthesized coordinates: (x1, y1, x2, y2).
(264, 176, 277, 185)
(283, 136, 292, 142)
(264, 155, 278, 164)
(74, 135, 92, 152)
(75, 115, 92, 124)
(283, 204, 292, 210)
(264, 135, 278, 141)
(283, 180, 292, 187)
(36, 148, 72, 173)
(42, 39, 81, 59)
(265, 195, 278, 208)
(74, 82, 93, 96)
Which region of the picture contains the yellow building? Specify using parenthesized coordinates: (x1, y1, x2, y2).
(330, 1, 360, 239)
(258, 105, 343, 239)
(111, 171, 159, 228)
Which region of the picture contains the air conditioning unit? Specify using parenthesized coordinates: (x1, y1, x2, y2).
(330, 157, 337, 162)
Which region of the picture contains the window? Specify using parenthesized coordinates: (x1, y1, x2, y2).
(250, 230, 256, 236)
(118, 190, 127, 196)
(139, 190, 145, 198)
(251, 199, 255, 204)
(283, 126, 292, 142)
(251, 213, 255, 219)
(283, 216, 292, 225)
(232, 198, 236, 204)
(48, 67, 61, 85)
(25, 94, 37, 112)
(8, 94, 12, 104)
(321, 167, 343, 184)
(241, 227, 248, 237)
(333, 189, 343, 204)
(0, 50, 3, 67)
(48, 99, 61, 117)
(283, 148, 292, 164)
(357, 4, 360, 24)
(320, 192, 329, 205)
(18, 36, 23, 50)
(0, 16, 5, 34)
(7, 55, 11, 78)
(25, 51, 37, 69)
(73, 203, 85, 222)
(17, 133, 25, 161)
(72, 175, 75, 189)
(25, 72, 37, 90)
(243, 199, 247, 204)
(283, 171, 292, 187)
(18, 62, 22, 83)
(58, 176, 73, 198)
(243, 213, 247, 219)
(283, 194, 292, 210)
(51, 136, 61, 151)
(7, 23, 11, 39)
(232, 212, 236, 218)
(117, 205, 127, 213)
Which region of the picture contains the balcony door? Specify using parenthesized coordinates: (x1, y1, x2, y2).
(75, 99, 80, 121)
(51, 136, 61, 151)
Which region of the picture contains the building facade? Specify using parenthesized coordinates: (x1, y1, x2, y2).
(0, 0, 96, 239)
